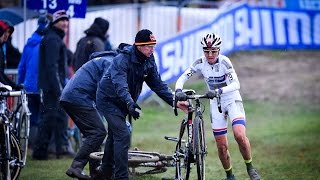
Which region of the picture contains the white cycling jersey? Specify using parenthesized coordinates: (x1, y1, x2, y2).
(175, 54, 246, 135)
(175, 54, 242, 102)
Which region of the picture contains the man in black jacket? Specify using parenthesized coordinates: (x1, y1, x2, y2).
(32, 10, 70, 160)
(72, 17, 110, 72)
(95, 29, 188, 180)
(60, 50, 118, 179)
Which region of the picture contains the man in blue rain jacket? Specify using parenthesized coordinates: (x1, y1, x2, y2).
(95, 29, 188, 180)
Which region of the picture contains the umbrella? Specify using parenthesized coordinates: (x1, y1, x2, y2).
(0, 7, 38, 25)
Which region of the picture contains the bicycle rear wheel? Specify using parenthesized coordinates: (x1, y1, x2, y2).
(193, 116, 206, 180)
(89, 150, 160, 162)
(128, 151, 168, 176)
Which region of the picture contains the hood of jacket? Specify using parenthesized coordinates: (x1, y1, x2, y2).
(85, 23, 107, 41)
(26, 32, 42, 47)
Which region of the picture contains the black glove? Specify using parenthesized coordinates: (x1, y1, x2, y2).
(206, 90, 217, 99)
(127, 102, 141, 120)
(206, 88, 222, 99)
(175, 89, 187, 101)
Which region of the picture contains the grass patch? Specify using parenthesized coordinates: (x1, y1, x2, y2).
(19, 99, 320, 180)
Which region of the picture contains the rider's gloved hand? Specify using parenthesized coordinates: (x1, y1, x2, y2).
(175, 89, 187, 101)
(127, 102, 141, 120)
(206, 90, 216, 99)
(206, 88, 222, 99)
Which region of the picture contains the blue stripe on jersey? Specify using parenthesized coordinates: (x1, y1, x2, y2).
(208, 75, 226, 83)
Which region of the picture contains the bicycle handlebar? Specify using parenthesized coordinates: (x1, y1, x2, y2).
(0, 91, 23, 97)
(173, 89, 222, 116)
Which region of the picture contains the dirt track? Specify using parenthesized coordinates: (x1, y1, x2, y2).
(229, 50, 320, 106)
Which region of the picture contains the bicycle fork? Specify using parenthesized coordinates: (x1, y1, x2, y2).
(1, 116, 12, 180)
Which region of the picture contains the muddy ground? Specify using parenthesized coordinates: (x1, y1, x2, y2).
(229, 50, 320, 106)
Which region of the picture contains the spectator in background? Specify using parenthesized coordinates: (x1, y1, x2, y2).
(0, 20, 23, 90)
(72, 17, 110, 72)
(17, 15, 49, 147)
(32, 10, 71, 160)
(1, 20, 21, 69)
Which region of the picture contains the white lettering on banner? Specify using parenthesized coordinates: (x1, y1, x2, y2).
(161, 42, 176, 81)
(260, 10, 274, 45)
(68, 0, 82, 4)
(315, 14, 320, 44)
(274, 11, 311, 45)
(251, 10, 261, 45)
(211, 14, 234, 52)
(234, 8, 261, 47)
(161, 34, 203, 82)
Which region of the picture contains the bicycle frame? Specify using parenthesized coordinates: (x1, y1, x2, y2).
(173, 89, 210, 180)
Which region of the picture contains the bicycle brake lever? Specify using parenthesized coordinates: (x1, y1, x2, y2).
(217, 94, 222, 113)
(173, 97, 178, 116)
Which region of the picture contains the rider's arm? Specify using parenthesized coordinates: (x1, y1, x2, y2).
(175, 58, 201, 90)
(219, 57, 240, 94)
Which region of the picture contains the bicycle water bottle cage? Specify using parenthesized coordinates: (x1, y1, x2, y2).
(182, 89, 195, 95)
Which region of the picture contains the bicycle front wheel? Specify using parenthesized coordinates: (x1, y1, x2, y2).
(175, 118, 191, 180)
(0, 127, 22, 180)
(193, 116, 206, 180)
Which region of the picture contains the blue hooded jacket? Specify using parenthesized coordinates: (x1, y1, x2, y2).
(18, 32, 42, 93)
(60, 51, 117, 107)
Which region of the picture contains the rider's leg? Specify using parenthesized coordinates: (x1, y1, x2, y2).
(210, 99, 235, 179)
(228, 101, 260, 180)
(214, 134, 234, 179)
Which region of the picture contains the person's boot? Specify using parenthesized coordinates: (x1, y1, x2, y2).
(65, 160, 91, 180)
(91, 166, 113, 180)
(89, 159, 101, 179)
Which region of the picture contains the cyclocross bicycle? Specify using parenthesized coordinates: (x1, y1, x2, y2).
(90, 89, 215, 180)
(0, 86, 30, 180)
(172, 89, 216, 180)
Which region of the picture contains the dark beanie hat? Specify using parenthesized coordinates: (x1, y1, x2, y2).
(135, 29, 156, 46)
(94, 17, 109, 33)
